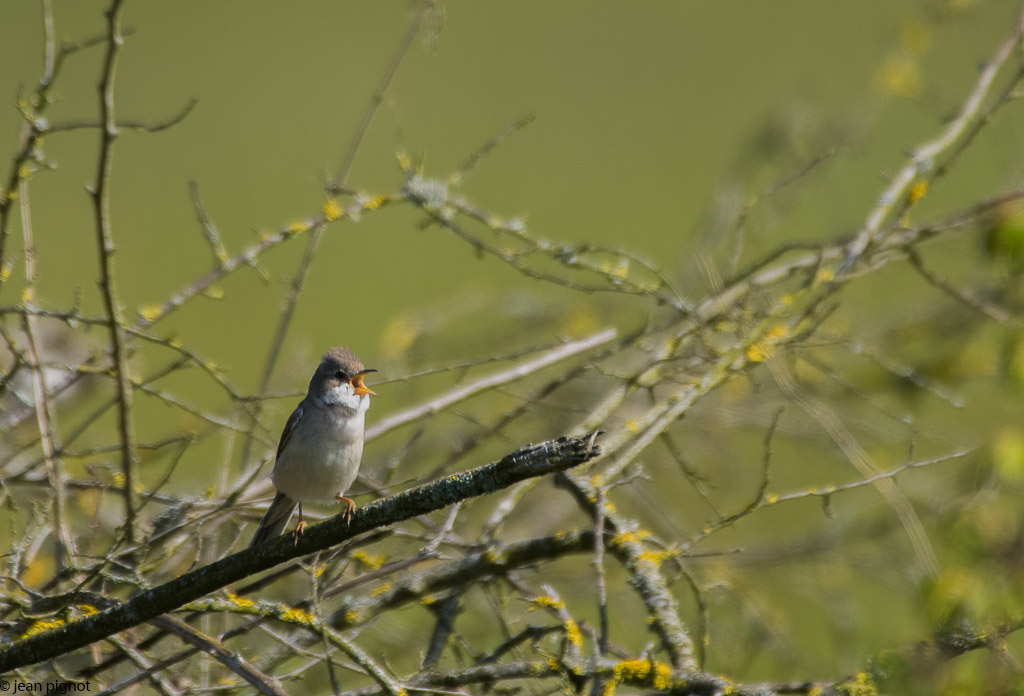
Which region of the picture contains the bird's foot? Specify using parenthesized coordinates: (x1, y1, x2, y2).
(292, 518, 307, 544)
(336, 495, 356, 524)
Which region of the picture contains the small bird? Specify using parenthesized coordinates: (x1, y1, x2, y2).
(249, 347, 376, 547)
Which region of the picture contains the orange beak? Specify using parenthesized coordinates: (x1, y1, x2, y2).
(351, 369, 377, 396)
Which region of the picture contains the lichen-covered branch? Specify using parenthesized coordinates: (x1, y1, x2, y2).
(0, 435, 600, 671)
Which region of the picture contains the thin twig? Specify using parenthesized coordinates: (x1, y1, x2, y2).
(89, 0, 139, 544)
(367, 329, 616, 440)
(906, 247, 1018, 327)
(328, 0, 433, 192)
(17, 175, 77, 570)
(153, 616, 289, 696)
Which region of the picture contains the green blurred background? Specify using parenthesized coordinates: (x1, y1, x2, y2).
(4, 0, 1024, 690)
(3, 0, 1022, 372)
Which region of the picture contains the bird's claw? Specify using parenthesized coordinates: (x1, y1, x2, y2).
(336, 495, 356, 524)
(292, 519, 307, 544)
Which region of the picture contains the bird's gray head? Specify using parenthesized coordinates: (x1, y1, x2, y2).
(309, 346, 376, 411)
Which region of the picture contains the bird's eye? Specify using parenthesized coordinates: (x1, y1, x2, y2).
(334, 370, 346, 380)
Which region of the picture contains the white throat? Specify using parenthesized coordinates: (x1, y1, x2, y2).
(318, 383, 371, 413)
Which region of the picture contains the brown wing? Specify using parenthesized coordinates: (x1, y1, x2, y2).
(275, 404, 304, 461)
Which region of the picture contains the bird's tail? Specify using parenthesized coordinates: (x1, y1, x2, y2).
(249, 492, 296, 547)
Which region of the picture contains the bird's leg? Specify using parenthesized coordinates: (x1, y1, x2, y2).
(336, 494, 356, 524)
(292, 503, 307, 544)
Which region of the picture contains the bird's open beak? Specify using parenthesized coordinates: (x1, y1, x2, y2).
(351, 369, 377, 396)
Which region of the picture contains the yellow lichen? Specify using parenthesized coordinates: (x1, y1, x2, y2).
(837, 671, 878, 696)
(530, 595, 564, 611)
(637, 549, 671, 567)
(652, 665, 672, 690)
(767, 323, 789, 340)
(286, 220, 310, 235)
(564, 618, 583, 648)
(279, 607, 317, 626)
(323, 199, 344, 222)
(225, 592, 255, 609)
(138, 305, 163, 322)
(22, 618, 64, 638)
(746, 341, 771, 363)
(362, 195, 387, 211)
(815, 267, 836, 284)
(907, 181, 928, 206)
(352, 549, 386, 571)
(609, 658, 673, 691)
(610, 529, 650, 548)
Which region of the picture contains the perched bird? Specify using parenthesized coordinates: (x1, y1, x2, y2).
(249, 347, 376, 547)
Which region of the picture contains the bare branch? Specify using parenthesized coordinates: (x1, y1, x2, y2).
(89, 0, 139, 543)
(844, 5, 1024, 264)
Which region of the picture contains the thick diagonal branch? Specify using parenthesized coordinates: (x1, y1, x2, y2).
(0, 435, 600, 671)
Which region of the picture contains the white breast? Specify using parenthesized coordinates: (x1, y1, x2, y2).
(271, 400, 367, 504)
